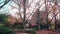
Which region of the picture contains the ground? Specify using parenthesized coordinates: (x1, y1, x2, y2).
(16, 30, 60, 34)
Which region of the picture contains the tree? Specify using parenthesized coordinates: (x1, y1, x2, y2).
(0, 0, 10, 9)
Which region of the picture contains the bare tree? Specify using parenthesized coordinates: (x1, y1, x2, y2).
(53, 0, 58, 29)
(0, 0, 10, 9)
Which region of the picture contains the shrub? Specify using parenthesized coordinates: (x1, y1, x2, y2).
(25, 29, 36, 34)
(0, 27, 15, 34)
(13, 24, 24, 29)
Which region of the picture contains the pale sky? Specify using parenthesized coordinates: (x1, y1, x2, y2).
(0, 0, 60, 20)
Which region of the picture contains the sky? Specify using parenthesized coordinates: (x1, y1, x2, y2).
(0, 0, 60, 20)
(0, 0, 41, 19)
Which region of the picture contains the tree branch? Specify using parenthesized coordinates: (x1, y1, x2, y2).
(0, 0, 10, 9)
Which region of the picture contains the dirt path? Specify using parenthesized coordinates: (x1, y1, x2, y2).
(36, 30, 60, 34)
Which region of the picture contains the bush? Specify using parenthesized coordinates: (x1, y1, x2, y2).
(0, 14, 8, 24)
(33, 26, 38, 30)
(0, 27, 15, 34)
(0, 24, 4, 27)
(25, 29, 36, 34)
(13, 24, 24, 29)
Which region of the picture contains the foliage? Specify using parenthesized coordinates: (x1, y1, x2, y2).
(33, 24, 47, 30)
(49, 22, 55, 30)
(0, 14, 8, 24)
(25, 29, 36, 34)
(0, 24, 4, 27)
(0, 27, 15, 34)
(32, 26, 39, 30)
(12, 24, 24, 29)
